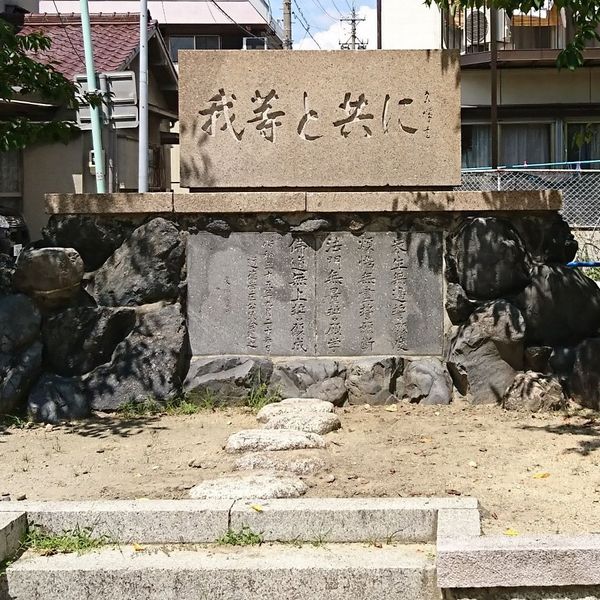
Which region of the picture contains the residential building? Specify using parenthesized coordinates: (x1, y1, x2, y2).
(1, 12, 177, 238)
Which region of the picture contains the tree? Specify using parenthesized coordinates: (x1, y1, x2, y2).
(427, 0, 600, 69)
(0, 17, 84, 151)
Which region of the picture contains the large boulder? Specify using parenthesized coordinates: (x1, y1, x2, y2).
(0, 254, 15, 296)
(0, 294, 41, 354)
(91, 218, 184, 306)
(0, 341, 42, 414)
(43, 215, 134, 271)
(513, 265, 600, 346)
(13, 248, 84, 308)
(184, 356, 273, 404)
(402, 357, 453, 405)
(570, 338, 600, 410)
(84, 302, 188, 411)
(269, 359, 347, 406)
(445, 283, 478, 325)
(447, 217, 530, 300)
(345, 357, 402, 405)
(27, 373, 89, 424)
(447, 300, 526, 404)
(42, 306, 136, 376)
(503, 371, 567, 412)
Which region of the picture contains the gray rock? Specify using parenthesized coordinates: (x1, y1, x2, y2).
(513, 213, 577, 264)
(524, 346, 552, 373)
(270, 360, 347, 406)
(42, 306, 136, 376)
(345, 357, 401, 405)
(570, 338, 600, 410)
(256, 398, 335, 423)
(403, 357, 452, 405)
(43, 216, 134, 271)
(447, 217, 530, 300)
(0, 294, 41, 354)
(262, 412, 341, 435)
(445, 283, 478, 325)
(184, 357, 273, 404)
(0, 254, 15, 296)
(13, 248, 84, 308)
(503, 371, 567, 412)
(549, 346, 576, 375)
(189, 473, 308, 499)
(91, 218, 184, 306)
(447, 301, 526, 404)
(0, 341, 42, 414)
(234, 451, 327, 476)
(225, 429, 327, 453)
(290, 218, 330, 233)
(514, 265, 600, 346)
(84, 303, 188, 411)
(205, 219, 231, 236)
(27, 373, 89, 424)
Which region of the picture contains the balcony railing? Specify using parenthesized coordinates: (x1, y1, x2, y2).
(442, 0, 600, 55)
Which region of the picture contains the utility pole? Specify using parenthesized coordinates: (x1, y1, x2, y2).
(340, 5, 366, 50)
(138, 0, 149, 192)
(283, 0, 292, 49)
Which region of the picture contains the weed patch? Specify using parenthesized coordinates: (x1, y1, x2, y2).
(217, 526, 263, 546)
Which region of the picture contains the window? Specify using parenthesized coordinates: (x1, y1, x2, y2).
(461, 124, 491, 168)
(500, 123, 551, 166)
(0, 151, 21, 196)
(169, 35, 220, 62)
(566, 123, 600, 168)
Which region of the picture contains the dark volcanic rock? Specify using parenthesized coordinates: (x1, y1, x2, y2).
(0, 254, 15, 296)
(514, 265, 600, 346)
(0, 341, 42, 414)
(43, 216, 134, 271)
(184, 356, 273, 404)
(447, 300, 526, 404)
(345, 357, 402, 405)
(445, 283, 478, 325)
(0, 294, 41, 354)
(524, 346, 552, 373)
(513, 213, 578, 264)
(503, 371, 567, 412)
(447, 217, 530, 300)
(91, 218, 185, 306)
(42, 306, 136, 376)
(402, 357, 453, 405)
(85, 303, 188, 411)
(570, 338, 600, 410)
(28, 373, 89, 424)
(205, 219, 231, 237)
(290, 218, 330, 233)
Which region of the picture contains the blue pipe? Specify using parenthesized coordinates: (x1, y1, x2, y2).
(567, 261, 600, 268)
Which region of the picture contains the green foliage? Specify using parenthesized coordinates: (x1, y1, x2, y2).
(426, 0, 600, 70)
(245, 382, 281, 412)
(0, 414, 31, 429)
(183, 389, 221, 411)
(0, 18, 102, 151)
(24, 526, 110, 555)
(118, 396, 208, 417)
(217, 526, 263, 546)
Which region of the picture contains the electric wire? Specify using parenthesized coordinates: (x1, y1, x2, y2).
(292, 0, 322, 48)
(207, 0, 262, 38)
(51, 0, 86, 66)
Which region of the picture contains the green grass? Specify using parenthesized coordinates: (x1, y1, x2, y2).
(217, 526, 263, 546)
(23, 526, 110, 556)
(0, 414, 31, 429)
(244, 382, 280, 412)
(118, 396, 208, 417)
(181, 389, 221, 411)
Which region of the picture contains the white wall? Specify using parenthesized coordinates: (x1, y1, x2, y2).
(381, 0, 442, 49)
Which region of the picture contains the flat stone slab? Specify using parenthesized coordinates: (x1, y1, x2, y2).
(256, 399, 335, 423)
(233, 451, 328, 476)
(179, 49, 460, 189)
(0, 511, 26, 563)
(188, 473, 308, 499)
(4, 543, 438, 600)
(262, 412, 341, 435)
(225, 429, 328, 453)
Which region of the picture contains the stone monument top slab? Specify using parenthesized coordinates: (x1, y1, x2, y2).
(179, 50, 461, 190)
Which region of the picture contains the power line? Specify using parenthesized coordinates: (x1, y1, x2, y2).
(330, 0, 345, 16)
(292, 0, 322, 49)
(51, 0, 86, 66)
(340, 5, 367, 49)
(207, 0, 262, 39)
(309, 0, 337, 22)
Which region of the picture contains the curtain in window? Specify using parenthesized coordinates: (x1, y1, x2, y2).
(461, 124, 491, 168)
(500, 123, 551, 166)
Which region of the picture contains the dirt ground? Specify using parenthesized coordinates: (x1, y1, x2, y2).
(1, 402, 600, 535)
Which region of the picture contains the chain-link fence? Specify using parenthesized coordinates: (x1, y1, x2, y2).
(458, 169, 600, 228)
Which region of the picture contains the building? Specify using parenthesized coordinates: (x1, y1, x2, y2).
(1, 12, 178, 238)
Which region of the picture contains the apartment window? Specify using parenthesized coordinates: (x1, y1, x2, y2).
(0, 151, 21, 196)
(566, 123, 600, 168)
(169, 35, 220, 62)
(461, 124, 491, 168)
(500, 123, 552, 166)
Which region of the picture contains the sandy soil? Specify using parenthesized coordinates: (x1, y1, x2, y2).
(1, 403, 600, 535)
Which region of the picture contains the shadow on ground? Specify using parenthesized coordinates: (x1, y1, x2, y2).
(520, 418, 600, 456)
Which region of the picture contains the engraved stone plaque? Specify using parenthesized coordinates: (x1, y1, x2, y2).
(179, 50, 461, 189)
(188, 231, 443, 357)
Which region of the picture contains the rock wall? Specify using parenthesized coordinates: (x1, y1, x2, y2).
(1, 209, 598, 423)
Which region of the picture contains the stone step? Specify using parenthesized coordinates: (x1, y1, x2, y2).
(2, 543, 440, 600)
(225, 429, 327, 453)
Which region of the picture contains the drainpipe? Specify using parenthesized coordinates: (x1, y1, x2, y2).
(79, 0, 106, 193)
(138, 0, 149, 192)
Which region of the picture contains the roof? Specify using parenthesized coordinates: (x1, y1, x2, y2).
(20, 13, 157, 80)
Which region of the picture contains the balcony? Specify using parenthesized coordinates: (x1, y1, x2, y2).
(441, 1, 600, 67)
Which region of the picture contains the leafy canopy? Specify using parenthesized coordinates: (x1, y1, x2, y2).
(426, 0, 600, 69)
(0, 17, 83, 151)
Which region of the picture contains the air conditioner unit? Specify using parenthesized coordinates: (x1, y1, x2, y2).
(465, 8, 511, 47)
(243, 37, 267, 50)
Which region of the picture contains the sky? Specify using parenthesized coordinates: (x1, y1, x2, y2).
(283, 0, 377, 49)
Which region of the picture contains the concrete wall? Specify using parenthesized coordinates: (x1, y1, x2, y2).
(380, 0, 441, 49)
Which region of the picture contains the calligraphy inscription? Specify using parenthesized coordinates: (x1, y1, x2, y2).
(188, 231, 443, 357)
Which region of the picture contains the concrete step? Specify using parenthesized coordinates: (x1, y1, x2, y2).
(3, 543, 440, 600)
